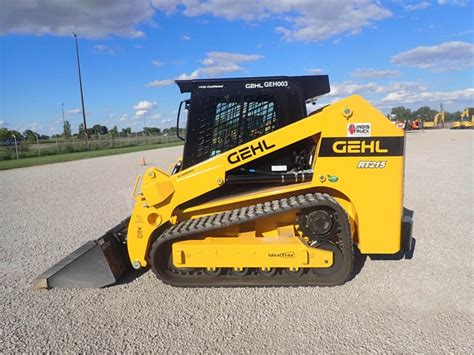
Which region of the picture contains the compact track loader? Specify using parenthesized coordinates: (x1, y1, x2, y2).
(34, 75, 413, 289)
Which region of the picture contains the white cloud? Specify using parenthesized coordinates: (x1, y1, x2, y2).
(307, 68, 325, 74)
(385, 82, 428, 92)
(146, 51, 263, 87)
(381, 87, 474, 104)
(329, 81, 384, 97)
(325, 81, 427, 103)
(146, 79, 176, 87)
(1, 0, 151, 38)
(199, 64, 243, 76)
(178, 0, 391, 42)
(272, 1, 391, 42)
(315, 79, 472, 112)
(146, 72, 200, 87)
(2, 0, 392, 42)
(391, 41, 474, 72)
(437, 0, 469, 5)
(0, 120, 8, 127)
(120, 114, 129, 122)
(199, 52, 263, 76)
(133, 100, 158, 119)
(122, 110, 163, 128)
(404, 2, 431, 11)
(181, 0, 267, 20)
(130, 120, 143, 127)
(152, 60, 163, 66)
(152, 0, 180, 13)
(161, 119, 173, 124)
(181, 35, 192, 40)
(66, 108, 81, 115)
(201, 52, 263, 66)
(448, 29, 474, 37)
(176, 70, 201, 80)
(352, 68, 400, 79)
(27, 122, 40, 131)
(133, 100, 157, 110)
(135, 110, 148, 117)
(148, 113, 162, 120)
(93, 45, 121, 55)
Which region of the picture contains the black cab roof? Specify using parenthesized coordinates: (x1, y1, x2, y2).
(176, 75, 330, 101)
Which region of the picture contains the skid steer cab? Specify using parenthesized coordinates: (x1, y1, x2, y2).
(34, 75, 413, 289)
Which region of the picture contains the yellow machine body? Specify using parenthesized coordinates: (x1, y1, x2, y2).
(34, 75, 412, 289)
(452, 108, 473, 129)
(424, 110, 445, 129)
(127, 95, 405, 270)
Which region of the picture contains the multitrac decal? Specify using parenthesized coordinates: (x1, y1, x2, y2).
(268, 252, 295, 258)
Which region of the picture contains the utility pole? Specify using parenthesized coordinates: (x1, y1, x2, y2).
(12, 134, 19, 160)
(35, 134, 40, 157)
(440, 103, 445, 128)
(72, 32, 88, 147)
(61, 103, 66, 141)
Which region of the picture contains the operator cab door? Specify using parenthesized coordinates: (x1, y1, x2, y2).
(181, 84, 306, 169)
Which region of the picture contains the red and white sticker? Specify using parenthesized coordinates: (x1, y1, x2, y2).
(347, 123, 371, 137)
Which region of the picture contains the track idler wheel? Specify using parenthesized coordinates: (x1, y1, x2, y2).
(298, 208, 337, 241)
(311, 242, 343, 275)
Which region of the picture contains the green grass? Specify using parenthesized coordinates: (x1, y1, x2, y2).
(0, 142, 183, 170)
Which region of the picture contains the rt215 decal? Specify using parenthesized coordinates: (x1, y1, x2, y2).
(357, 161, 387, 169)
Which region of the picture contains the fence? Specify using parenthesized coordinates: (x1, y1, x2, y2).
(0, 133, 181, 161)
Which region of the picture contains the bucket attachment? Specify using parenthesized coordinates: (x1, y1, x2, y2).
(33, 218, 131, 289)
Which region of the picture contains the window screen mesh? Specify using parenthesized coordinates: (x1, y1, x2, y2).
(196, 95, 277, 161)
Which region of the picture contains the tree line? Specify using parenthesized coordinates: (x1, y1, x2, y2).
(390, 106, 463, 122)
(0, 124, 185, 143)
(2, 104, 463, 143)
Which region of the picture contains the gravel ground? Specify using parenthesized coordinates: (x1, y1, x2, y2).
(1, 130, 472, 353)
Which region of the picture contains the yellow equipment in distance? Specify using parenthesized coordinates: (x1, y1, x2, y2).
(451, 108, 473, 129)
(424, 105, 445, 129)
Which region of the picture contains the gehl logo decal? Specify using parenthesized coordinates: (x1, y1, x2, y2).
(228, 139, 276, 164)
(319, 137, 404, 157)
(333, 140, 388, 154)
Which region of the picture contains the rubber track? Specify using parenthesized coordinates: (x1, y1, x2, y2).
(150, 192, 353, 287)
